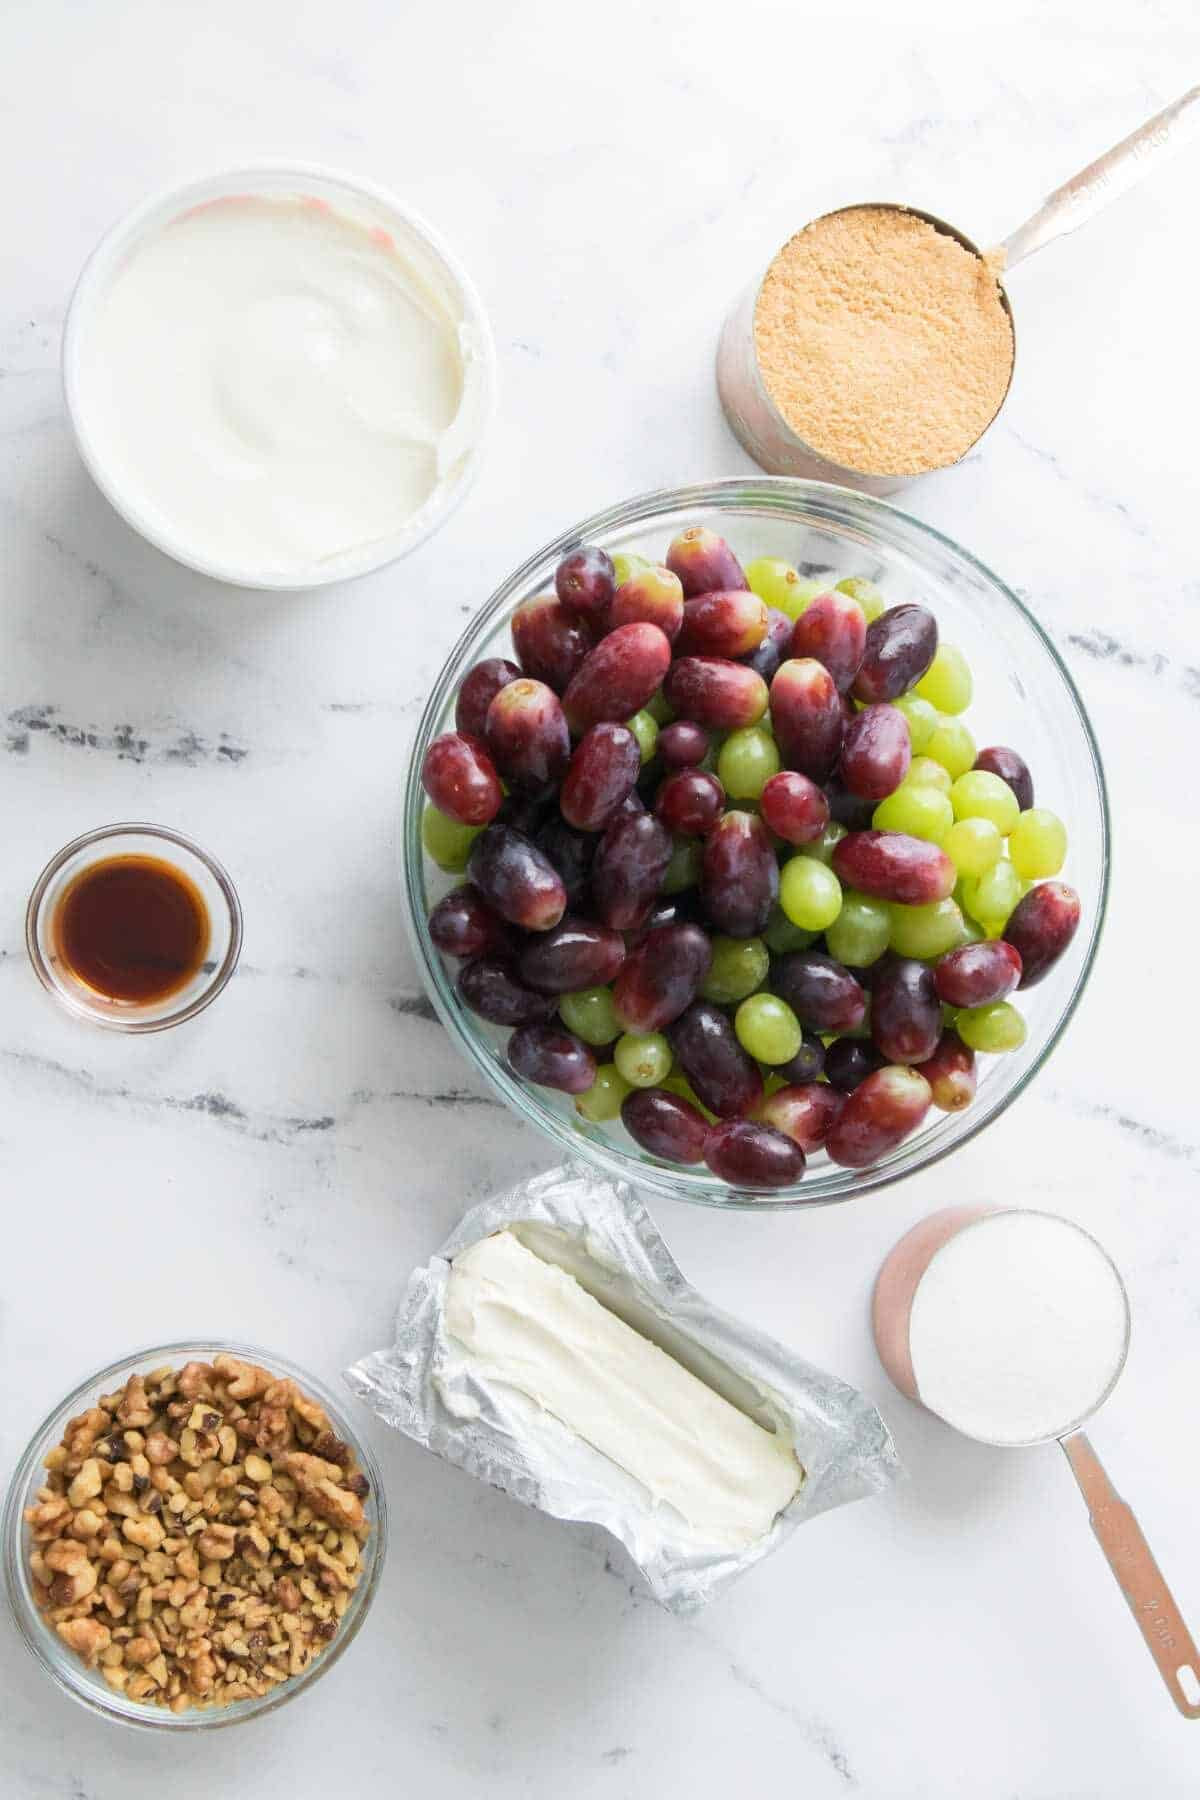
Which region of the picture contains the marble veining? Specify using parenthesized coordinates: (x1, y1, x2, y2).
(2, 4, 1199, 1798)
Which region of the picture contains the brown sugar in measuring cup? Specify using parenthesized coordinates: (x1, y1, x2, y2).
(26, 823, 242, 1030)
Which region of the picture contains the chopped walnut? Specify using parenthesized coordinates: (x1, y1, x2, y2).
(25, 1358, 371, 1712)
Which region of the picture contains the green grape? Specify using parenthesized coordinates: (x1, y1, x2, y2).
(950, 770, 1019, 835)
(957, 1001, 1027, 1053)
(745, 558, 824, 621)
(943, 816, 1003, 879)
(873, 783, 954, 843)
(926, 715, 977, 780)
(916, 643, 973, 715)
(834, 575, 886, 622)
(961, 858, 1022, 927)
(735, 993, 803, 1064)
(959, 912, 986, 945)
(780, 856, 843, 930)
(662, 835, 703, 894)
(904, 755, 953, 795)
(646, 687, 676, 726)
(612, 551, 653, 586)
(888, 898, 967, 959)
(799, 820, 848, 867)
(421, 804, 482, 872)
(826, 890, 891, 967)
(662, 1070, 717, 1121)
(614, 1032, 673, 1088)
(1009, 808, 1067, 879)
(575, 1063, 631, 1122)
(626, 709, 659, 764)
(559, 985, 621, 1046)
(891, 690, 939, 752)
(718, 726, 781, 801)
(702, 936, 770, 1005)
(763, 903, 819, 954)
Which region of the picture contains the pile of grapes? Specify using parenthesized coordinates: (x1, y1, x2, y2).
(420, 526, 1081, 1191)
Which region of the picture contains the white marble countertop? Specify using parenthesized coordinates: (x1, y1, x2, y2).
(3, 3, 1199, 1794)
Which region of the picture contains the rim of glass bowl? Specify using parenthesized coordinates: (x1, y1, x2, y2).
(402, 477, 1110, 1211)
(25, 821, 244, 1032)
(2, 1340, 388, 1730)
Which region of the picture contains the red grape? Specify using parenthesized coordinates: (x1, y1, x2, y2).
(468, 824, 567, 931)
(655, 769, 725, 836)
(772, 951, 867, 1035)
(677, 590, 768, 659)
(590, 811, 673, 930)
(700, 811, 778, 937)
(832, 831, 955, 904)
(825, 1066, 932, 1167)
(742, 607, 793, 681)
(455, 658, 521, 739)
(753, 1082, 844, 1151)
(1003, 881, 1081, 988)
(517, 918, 627, 994)
(421, 732, 503, 826)
(621, 1088, 711, 1163)
(918, 1029, 976, 1112)
(852, 604, 938, 704)
(458, 957, 558, 1026)
(666, 525, 748, 597)
(704, 1119, 805, 1188)
(612, 922, 712, 1032)
(934, 940, 1022, 1008)
(669, 1001, 763, 1118)
(824, 1039, 885, 1093)
(559, 723, 641, 831)
(534, 817, 594, 910)
(770, 659, 844, 782)
(760, 770, 830, 844)
(664, 656, 769, 730)
(508, 1023, 596, 1093)
(428, 885, 511, 960)
(871, 956, 941, 1064)
(658, 720, 710, 769)
(825, 778, 877, 832)
(511, 592, 593, 692)
(779, 1031, 826, 1084)
(485, 679, 570, 794)
(608, 567, 685, 642)
(555, 546, 615, 626)
(975, 745, 1034, 812)
(839, 704, 911, 801)
(790, 591, 867, 692)
(563, 623, 673, 734)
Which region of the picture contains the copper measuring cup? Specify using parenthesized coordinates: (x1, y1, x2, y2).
(873, 1206, 1200, 1719)
(718, 87, 1200, 495)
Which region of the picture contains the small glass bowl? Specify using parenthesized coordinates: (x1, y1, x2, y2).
(3, 1340, 387, 1732)
(26, 822, 243, 1031)
(402, 477, 1110, 1211)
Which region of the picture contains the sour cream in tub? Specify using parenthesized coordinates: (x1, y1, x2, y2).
(65, 171, 492, 587)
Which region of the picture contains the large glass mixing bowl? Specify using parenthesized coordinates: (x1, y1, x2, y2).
(402, 479, 1108, 1209)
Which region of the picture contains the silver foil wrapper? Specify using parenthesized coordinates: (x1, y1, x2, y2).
(345, 1163, 900, 1611)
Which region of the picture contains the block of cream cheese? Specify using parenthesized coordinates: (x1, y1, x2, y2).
(444, 1229, 802, 1552)
(347, 1166, 898, 1610)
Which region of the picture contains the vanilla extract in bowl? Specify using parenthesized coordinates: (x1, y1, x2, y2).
(26, 823, 242, 1030)
(54, 854, 209, 1003)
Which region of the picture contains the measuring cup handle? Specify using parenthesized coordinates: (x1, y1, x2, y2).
(1060, 1431, 1200, 1718)
(1001, 87, 1200, 270)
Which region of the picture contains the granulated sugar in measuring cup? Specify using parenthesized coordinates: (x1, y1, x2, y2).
(873, 1206, 1200, 1718)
